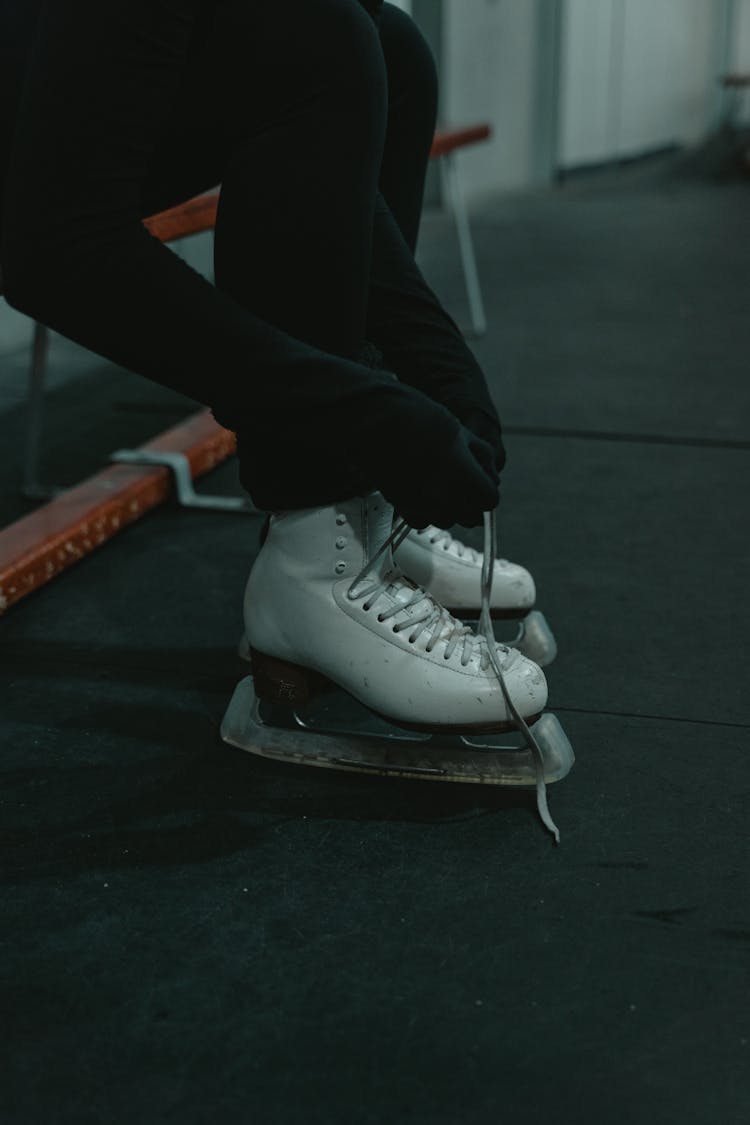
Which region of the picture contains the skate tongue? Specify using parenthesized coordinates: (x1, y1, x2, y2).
(364, 492, 395, 570)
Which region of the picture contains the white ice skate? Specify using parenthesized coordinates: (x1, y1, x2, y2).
(221, 493, 573, 842)
(394, 524, 557, 667)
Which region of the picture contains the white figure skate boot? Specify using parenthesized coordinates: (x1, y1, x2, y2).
(394, 524, 557, 667)
(221, 494, 574, 837)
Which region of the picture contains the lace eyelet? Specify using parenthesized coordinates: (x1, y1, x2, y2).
(408, 635, 416, 644)
(392, 625, 399, 633)
(377, 614, 385, 623)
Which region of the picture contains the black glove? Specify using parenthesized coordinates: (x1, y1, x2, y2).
(358, 341, 506, 476)
(445, 395, 506, 475)
(233, 348, 499, 525)
(377, 423, 500, 531)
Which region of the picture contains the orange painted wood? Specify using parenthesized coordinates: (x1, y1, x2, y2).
(430, 124, 491, 159)
(0, 410, 235, 615)
(143, 189, 220, 242)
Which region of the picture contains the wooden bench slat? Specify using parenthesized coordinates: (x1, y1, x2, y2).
(430, 124, 492, 159)
(142, 125, 493, 243)
(142, 189, 220, 243)
(0, 410, 234, 614)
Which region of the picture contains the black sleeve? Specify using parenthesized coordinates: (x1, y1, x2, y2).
(1, 0, 459, 490)
(367, 196, 503, 447)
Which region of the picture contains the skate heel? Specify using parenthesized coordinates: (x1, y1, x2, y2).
(250, 648, 332, 706)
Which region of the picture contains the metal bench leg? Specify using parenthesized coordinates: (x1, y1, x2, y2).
(440, 152, 487, 338)
(22, 322, 59, 501)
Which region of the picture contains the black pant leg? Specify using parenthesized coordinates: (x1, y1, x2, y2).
(378, 2, 439, 254)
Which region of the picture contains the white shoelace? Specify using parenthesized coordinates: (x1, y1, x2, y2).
(419, 525, 481, 562)
(347, 513, 561, 844)
(479, 512, 560, 845)
(346, 522, 513, 671)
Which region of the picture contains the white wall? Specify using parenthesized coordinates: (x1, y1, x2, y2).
(442, 0, 538, 203)
(732, 0, 750, 121)
(735, 0, 750, 66)
(559, 0, 731, 168)
(559, 0, 620, 166)
(0, 304, 32, 357)
(619, 0, 716, 150)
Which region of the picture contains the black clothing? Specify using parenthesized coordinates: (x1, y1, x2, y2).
(0, 0, 502, 524)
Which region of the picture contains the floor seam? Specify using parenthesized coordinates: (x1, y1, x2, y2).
(504, 425, 750, 452)
(554, 704, 750, 730)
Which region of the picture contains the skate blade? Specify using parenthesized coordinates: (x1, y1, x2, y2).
(220, 676, 574, 787)
(512, 610, 558, 667)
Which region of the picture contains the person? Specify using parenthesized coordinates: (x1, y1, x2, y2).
(0, 0, 549, 732)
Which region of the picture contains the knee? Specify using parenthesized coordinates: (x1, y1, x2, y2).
(294, 0, 388, 153)
(215, 0, 388, 153)
(256, 0, 387, 130)
(380, 3, 438, 122)
(312, 0, 387, 101)
(260, 0, 385, 99)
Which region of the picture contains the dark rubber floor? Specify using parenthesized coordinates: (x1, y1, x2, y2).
(2, 153, 749, 1124)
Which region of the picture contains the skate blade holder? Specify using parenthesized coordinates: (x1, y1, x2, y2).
(220, 676, 574, 787)
(504, 610, 557, 668)
(110, 449, 256, 512)
(452, 609, 557, 668)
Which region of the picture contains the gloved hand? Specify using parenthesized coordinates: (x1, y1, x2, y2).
(232, 349, 501, 525)
(377, 423, 500, 531)
(357, 341, 506, 477)
(446, 396, 506, 475)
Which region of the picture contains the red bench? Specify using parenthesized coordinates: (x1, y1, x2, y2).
(0, 124, 492, 612)
(142, 123, 492, 240)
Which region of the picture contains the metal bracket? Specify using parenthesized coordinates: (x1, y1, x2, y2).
(20, 323, 62, 501)
(110, 449, 256, 512)
(439, 151, 487, 338)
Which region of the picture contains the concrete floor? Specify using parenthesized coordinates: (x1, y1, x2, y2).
(2, 155, 749, 1124)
